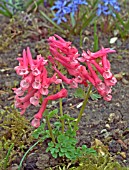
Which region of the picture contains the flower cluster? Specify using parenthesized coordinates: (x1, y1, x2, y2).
(48, 34, 117, 101)
(51, 0, 88, 24)
(97, 0, 120, 17)
(13, 47, 67, 127)
(13, 35, 117, 128)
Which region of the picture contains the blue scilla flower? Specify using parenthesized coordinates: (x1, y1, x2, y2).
(97, 0, 120, 17)
(68, 0, 88, 16)
(51, 0, 88, 24)
(51, 0, 71, 24)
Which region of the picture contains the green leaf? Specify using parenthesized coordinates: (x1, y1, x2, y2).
(59, 152, 64, 157)
(74, 88, 85, 98)
(65, 152, 71, 159)
(32, 123, 46, 139)
(52, 153, 57, 158)
(90, 93, 101, 100)
(48, 109, 58, 119)
(60, 114, 75, 121)
(47, 141, 55, 148)
(70, 13, 76, 28)
(115, 13, 125, 26)
(39, 10, 64, 33)
(82, 145, 87, 151)
(50, 148, 55, 154)
(60, 148, 67, 153)
(43, 109, 49, 117)
(82, 12, 96, 30)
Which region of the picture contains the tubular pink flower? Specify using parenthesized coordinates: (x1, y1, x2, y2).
(30, 92, 41, 106)
(20, 101, 31, 115)
(53, 67, 72, 85)
(87, 62, 101, 85)
(32, 75, 42, 89)
(47, 88, 68, 100)
(20, 79, 30, 89)
(74, 76, 83, 83)
(90, 60, 104, 75)
(102, 55, 110, 70)
(13, 87, 24, 96)
(103, 94, 112, 101)
(77, 65, 95, 85)
(23, 49, 28, 67)
(87, 47, 115, 59)
(27, 47, 34, 67)
(70, 79, 78, 88)
(20, 89, 36, 103)
(15, 66, 29, 76)
(32, 81, 41, 89)
(96, 82, 106, 91)
(34, 89, 67, 120)
(104, 76, 117, 86)
(40, 88, 49, 95)
(103, 69, 112, 79)
(31, 118, 40, 128)
(49, 73, 62, 84)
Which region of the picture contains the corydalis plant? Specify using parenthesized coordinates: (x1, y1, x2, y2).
(13, 47, 67, 128)
(48, 34, 117, 101)
(13, 35, 117, 129)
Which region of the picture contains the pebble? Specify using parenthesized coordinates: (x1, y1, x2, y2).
(120, 152, 126, 159)
(122, 78, 129, 85)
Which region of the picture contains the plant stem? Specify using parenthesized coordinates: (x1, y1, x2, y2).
(73, 84, 92, 131)
(46, 116, 56, 143)
(4, 143, 14, 169)
(59, 98, 64, 133)
(18, 140, 40, 170)
(58, 84, 64, 133)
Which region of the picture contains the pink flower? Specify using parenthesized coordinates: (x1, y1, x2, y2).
(15, 50, 29, 76)
(31, 118, 40, 128)
(30, 92, 41, 106)
(34, 89, 67, 120)
(13, 87, 24, 96)
(103, 94, 112, 101)
(104, 76, 117, 86)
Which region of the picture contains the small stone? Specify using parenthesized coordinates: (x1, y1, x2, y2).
(110, 37, 118, 44)
(36, 154, 49, 169)
(105, 124, 110, 129)
(115, 72, 123, 80)
(122, 78, 129, 85)
(119, 152, 126, 159)
(76, 102, 83, 108)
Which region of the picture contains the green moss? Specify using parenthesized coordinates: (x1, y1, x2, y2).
(0, 104, 33, 169)
(69, 154, 129, 170)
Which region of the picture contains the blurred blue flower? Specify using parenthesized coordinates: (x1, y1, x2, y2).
(51, 0, 88, 24)
(68, 0, 88, 16)
(97, 0, 120, 17)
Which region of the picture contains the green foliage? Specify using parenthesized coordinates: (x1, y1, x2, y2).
(90, 92, 101, 100)
(46, 132, 96, 160)
(24, 0, 44, 13)
(32, 109, 96, 161)
(0, 105, 33, 169)
(115, 13, 129, 39)
(0, 0, 44, 17)
(32, 122, 50, 140)
(74, 88, 85, 98)
(0, 0, 13, 17)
